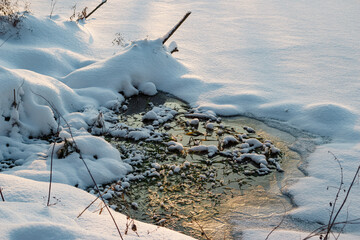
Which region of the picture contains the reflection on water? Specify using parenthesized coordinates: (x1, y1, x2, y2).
(108, 93, 315, 239)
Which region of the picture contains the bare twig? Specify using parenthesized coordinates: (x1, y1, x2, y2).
(325, 151, 344, 237)
(192, 217, 211, 240)
(15, 79, 25, 110)
(303, 152, 360, 240)
(162, 11, 191, 45)
(0, 187, 5, 201)
(303, 218, 360, 239)
(265, 202, 287, 240)
(324, 164, 360, 239)
(85, 0, 107, 19)
(336, 209, 349, 240)
(77, 186, 113, 218)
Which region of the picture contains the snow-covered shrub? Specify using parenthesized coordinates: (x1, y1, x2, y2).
(0, 0, 29, 35)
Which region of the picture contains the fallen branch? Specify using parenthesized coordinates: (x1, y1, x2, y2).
(85, 0, 107, 19)
(162, 11, 191, 45)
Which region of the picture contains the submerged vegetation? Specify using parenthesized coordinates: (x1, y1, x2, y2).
(82, 93, 285, 239)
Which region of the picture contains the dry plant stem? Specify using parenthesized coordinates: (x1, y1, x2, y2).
(336, 209, 349, 239)
(12, 89, 17, 108)
(265, 202, 286, 240)
(303, 218, 360, 240)
(77, 187, 110, 218)
(0, 34, 13, 48)
(31, 91, 124, 240)
(325, 152, 344, 238)
(162, 11, 191, 44)
(85, 0, 107, 19)
(324, 164, 360, 239)
(0, 187, 5, 201)
(47, 141, 56, 206)
(192, 217, 211, 240)
(47, 117, 60, 206)
(303, 153, 360, 240)
(49, 0, 56, 19)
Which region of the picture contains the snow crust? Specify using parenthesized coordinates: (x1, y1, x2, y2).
(1, 0, 360, 239)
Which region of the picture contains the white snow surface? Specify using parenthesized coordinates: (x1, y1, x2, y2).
(0, 174, 192, 240)
(0, 0, 360, 239)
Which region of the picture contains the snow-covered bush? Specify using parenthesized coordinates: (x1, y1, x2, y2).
(0, 0, 29, 35)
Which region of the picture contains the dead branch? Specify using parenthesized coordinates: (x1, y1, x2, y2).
(85, 0, 107, 19)
(162, 11, 191, 45)
(0, 187, 5, 201)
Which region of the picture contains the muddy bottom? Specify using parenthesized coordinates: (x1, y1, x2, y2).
(104, 92, 315, 239)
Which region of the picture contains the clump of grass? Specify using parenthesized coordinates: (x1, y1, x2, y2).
(112, 32, 126, 47)
(69, 4, 87, 22)
(0, 0, 30, 35)
(70, 0, 107, 22)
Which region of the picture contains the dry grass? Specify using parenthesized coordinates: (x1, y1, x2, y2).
(0, 0, 29, 35)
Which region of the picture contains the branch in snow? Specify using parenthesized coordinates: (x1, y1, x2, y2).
(162, 11, 191, 45)
(85, 0, 107, 19)
(0, 187, 5, 201)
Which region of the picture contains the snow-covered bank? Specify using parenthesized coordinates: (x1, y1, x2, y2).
(1, 0, 360, 239)
(0, 13, 194, 239)
(0, 174, 193, 240)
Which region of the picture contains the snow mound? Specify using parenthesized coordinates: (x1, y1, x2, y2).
(62, 38, 187, 97)
(0, 66, 88, 137)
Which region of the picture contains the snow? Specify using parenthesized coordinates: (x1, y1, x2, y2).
(0, 174, 192, 240)
(142, 105, 177, 125)
(222, 135, 239, 146)
(166, 141, 184, 152)
(237, 153, 268, 166)
(1, 0, 360, 239)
